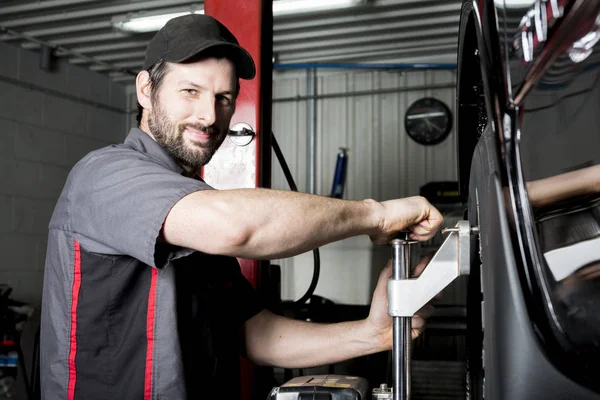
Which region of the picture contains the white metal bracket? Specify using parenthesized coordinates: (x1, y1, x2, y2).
(388, 220, 476, 317)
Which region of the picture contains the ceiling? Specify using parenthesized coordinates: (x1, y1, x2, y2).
(0, 0, 464, 83)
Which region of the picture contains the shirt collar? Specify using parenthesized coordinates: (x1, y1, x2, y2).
(124, 128, 185, 175)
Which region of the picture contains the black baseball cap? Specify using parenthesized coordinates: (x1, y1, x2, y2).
(142, 14, 256, 80)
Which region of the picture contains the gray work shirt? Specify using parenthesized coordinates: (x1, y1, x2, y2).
(41, 128, 263, 400)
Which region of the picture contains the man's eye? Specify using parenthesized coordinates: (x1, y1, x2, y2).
(183, 89, 197, 95)
(217, 95, 232, 105)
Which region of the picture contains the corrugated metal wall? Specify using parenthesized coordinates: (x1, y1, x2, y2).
(270, 68, 458, 304)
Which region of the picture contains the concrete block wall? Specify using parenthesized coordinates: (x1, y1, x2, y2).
(0, 40, 128, 308)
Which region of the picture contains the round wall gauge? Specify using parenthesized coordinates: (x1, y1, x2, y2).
(404, 98, 453, 145)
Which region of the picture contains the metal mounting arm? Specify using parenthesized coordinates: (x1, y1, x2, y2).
(388, 220, 476, 318)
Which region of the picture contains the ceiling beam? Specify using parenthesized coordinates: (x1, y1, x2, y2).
(0, 0, 200, 28)
(275, 26, 458, 52)
(0, 0, 104, 16)
(279, 41, 458, 63)
(274, 2, 459, 31)
(70, 50, 147, 64)
(90, 60, 143, 71)
(0, 21, 112, 40)
(22, 32, 131, 49)
(276, 15, 459, 42)
(55, 40, 150, 56)
(306, 48, 459, 64)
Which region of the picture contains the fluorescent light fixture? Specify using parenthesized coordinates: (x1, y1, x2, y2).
(493, 0, 536, 8)
(113, 0, 364, 33)
(114, 11, 203, 33)
(272, 0, 364, 16)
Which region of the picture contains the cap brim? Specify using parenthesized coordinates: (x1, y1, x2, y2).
(164, 41, 256, 80)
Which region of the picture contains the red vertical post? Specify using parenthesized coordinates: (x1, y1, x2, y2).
(202, 0, 273, 399)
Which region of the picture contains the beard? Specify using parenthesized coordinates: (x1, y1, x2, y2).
(147, 99, 227, 171)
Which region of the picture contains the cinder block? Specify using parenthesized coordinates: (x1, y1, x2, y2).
(0, 159, 40, 198)
(18, 47, 68, 94)
(87, 69, 112, 107)
(0, 195, 14, 233)
(109, 80, 128, 110)
(126, 89, 140, 129)
(0, 41, 19, 79)
(38, 164, 69, 200)
(0, 234, 42, 275)
(13, 197, 56, 235)
(64, 64, 92, 101)
(0, 118, 16, 159)
(14, 123, 67, 167)
(66, 64, 117, 107)
(0, 81, 44, 126)
(42, 94, 87, 136)
(87, 106, 127, 142)
(18, 270, 44, 305)
(64, 134, 109, 167)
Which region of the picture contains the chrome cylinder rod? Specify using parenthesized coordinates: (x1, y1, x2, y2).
(391, 238, 412, 400)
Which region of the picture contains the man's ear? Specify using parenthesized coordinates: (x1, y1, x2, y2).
(136, 70, 152, 111)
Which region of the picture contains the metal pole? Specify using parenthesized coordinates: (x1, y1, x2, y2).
(306, 68, 317, 194)
(391, 238, 412, 400)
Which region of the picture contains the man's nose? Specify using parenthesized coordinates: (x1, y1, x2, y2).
(194, 94, 217, 126)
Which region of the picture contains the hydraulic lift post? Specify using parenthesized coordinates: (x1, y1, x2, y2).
(202, 0, 273, 399)
(385, 221, 477, 399)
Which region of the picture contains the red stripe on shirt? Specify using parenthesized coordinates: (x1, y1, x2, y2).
(144, 268, 158, 400)
(67, 240, 82, 400)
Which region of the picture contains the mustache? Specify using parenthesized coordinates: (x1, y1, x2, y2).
(178, 123, 219, 136)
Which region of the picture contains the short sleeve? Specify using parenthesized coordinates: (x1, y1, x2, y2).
(66, 149, 211, 267)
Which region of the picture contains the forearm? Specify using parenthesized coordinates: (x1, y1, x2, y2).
(244, 310, 385, 368)
(164, 188, 381, 259)
(527, 164, 600, 208)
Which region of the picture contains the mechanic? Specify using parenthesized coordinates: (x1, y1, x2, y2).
(40, 14, 443, 400)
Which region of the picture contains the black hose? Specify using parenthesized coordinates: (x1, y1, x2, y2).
(271, 133, 298, 192)
(271, 132, 320, 306)
(294, 247, 321, 306)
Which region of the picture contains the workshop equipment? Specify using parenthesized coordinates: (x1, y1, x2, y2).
(201, 1, 274, 399)
(389, 235, 416, 400)
(269, 221, 477, 399)
(380, 221, 476, 399)
(330, 147, 349, 199)
(268, 375, 369, 399)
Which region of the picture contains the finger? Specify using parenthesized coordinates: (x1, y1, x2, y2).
(409, 206, 444, 240)
(409, 230, 438, 241)
(412, 328, 423, 340)
(373, 261, 393, 298)
(411, 319, 427, 340)
(411, 315, 426, 329)
(411, 221, 435, 236)
(411, 252, 434, 277)
(409, 221, 440, 241)
(379, 260, 392, 280)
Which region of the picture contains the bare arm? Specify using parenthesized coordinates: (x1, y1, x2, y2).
(163, 188, 441, 259)
(527, 164, 600, 208)
(244, 310, 382, 368)
(244, 256, 434, 368)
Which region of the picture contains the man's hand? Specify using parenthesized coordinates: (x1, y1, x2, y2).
(365, 253, 437, 350)
(244, 252, 440, 369)
(369, 196, 443, 245)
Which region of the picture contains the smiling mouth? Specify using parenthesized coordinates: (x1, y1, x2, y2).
(185, 127, 214, 142)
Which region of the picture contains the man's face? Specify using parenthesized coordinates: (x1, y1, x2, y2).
(147, 57, 237, 170)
